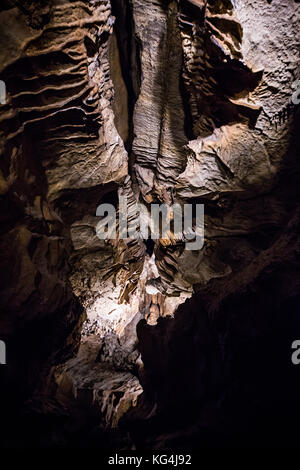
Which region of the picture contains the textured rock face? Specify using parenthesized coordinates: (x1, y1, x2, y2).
(153, 0, 300, 295)
(0, 0, 299, 449)
(129, 209, 300, 448)
(0, 0, 130, 411)
(132, 0, 188, 198)
(55, 335, 142, 429)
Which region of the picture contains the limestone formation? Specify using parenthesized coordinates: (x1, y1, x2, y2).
(0, 0, 299, 450)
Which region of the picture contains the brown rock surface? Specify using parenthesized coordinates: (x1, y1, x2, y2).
(0, 0, 299, 450)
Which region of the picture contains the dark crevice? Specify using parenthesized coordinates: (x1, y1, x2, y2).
(179, 55, 196, 141)
(110, 0, 142, 157)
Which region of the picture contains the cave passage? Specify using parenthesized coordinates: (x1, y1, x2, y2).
(0, 0, 299, 451)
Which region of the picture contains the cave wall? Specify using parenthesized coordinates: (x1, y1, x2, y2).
(0, 0, 299, 449)
(0, 0, 132, 413)
(131, 209, 300, 448)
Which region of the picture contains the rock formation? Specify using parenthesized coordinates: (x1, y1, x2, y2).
(0, 0, 299, 449)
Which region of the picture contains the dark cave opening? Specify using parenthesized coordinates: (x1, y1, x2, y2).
(144, 238, 155, 256)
